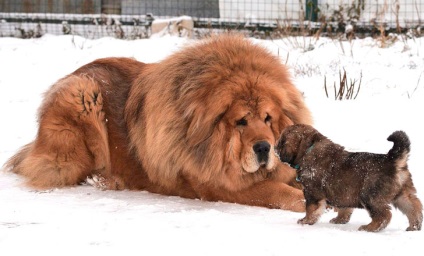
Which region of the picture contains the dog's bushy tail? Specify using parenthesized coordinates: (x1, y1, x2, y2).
(3, 142, 33, 173)
(387, 131, 410, 162)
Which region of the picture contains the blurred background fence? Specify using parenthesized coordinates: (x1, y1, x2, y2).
(0, 0, 423, 39)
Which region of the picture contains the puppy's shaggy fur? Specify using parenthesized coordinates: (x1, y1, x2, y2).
(278, 124, 423, 232)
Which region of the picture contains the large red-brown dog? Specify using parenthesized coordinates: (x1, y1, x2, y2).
(5, 35, 312, 212)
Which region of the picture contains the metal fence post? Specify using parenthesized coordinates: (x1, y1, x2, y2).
(305, 0, 318, 22)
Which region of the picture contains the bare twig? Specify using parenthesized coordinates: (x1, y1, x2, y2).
(408, 71, 423, 98)
(324, 69, 362, 100)
(353, 71, 362, 99)
(324, 75, 329, 98)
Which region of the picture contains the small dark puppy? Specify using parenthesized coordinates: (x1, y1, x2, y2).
(277, 124, 422, 232)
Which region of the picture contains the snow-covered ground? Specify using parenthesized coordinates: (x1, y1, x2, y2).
(0, 34, 423, 255)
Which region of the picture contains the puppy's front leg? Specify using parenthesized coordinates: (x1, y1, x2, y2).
(330, 208, 354, 224)
(298, 199, 326, 225)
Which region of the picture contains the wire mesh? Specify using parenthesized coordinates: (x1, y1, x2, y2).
(0, 0, 422, 39)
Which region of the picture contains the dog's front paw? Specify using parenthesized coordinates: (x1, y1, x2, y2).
(85, 174, 125, 190)
(86, 174, 108, 190)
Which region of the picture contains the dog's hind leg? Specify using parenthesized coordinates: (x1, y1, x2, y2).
(330, 208, 354, 224)
(6, 76, 110, 189)
(76, 81, 110, 174)
(393, 185, 423, 231)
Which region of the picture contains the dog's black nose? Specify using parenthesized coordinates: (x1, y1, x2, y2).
(253, 141, 270, 164)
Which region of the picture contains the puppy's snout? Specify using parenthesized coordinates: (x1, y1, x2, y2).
(280, 148, 293, 164)
(253, 141, 270, 164)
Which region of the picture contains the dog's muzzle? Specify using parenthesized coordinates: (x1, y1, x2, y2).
(253, 141, 270, 165)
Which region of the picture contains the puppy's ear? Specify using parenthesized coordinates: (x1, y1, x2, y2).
(293, 129, 319, 164)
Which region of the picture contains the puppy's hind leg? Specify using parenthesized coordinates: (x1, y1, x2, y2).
(359, 203, 392, 232)
(393, 185, 423, 231)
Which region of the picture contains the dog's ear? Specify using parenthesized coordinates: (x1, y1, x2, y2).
(186, 110, 215, 147)
(276, 113, 294, 139)
(186, 105, 227, 148)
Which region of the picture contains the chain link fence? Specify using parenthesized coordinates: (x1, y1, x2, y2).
(0, 0, 422, 39)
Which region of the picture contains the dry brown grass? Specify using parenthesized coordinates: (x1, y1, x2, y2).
(324, 69, 362, 100)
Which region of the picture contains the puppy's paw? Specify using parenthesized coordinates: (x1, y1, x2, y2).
(330, 217, 349, 224)
(406, 223, 421, 231)
(358, 224, 382, 232)
(297, 217, 317, 225)
(358, 225, 374, 232)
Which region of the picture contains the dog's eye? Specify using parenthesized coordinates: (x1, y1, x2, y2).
(236, 118, 248, 126)
(265, 114, 272, 123)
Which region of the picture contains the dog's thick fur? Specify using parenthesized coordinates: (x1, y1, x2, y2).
(278, 124, 423, 231)
(5, 35, 312, 212)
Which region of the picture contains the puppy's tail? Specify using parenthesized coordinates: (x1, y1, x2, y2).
(387, 131, 410, 164)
